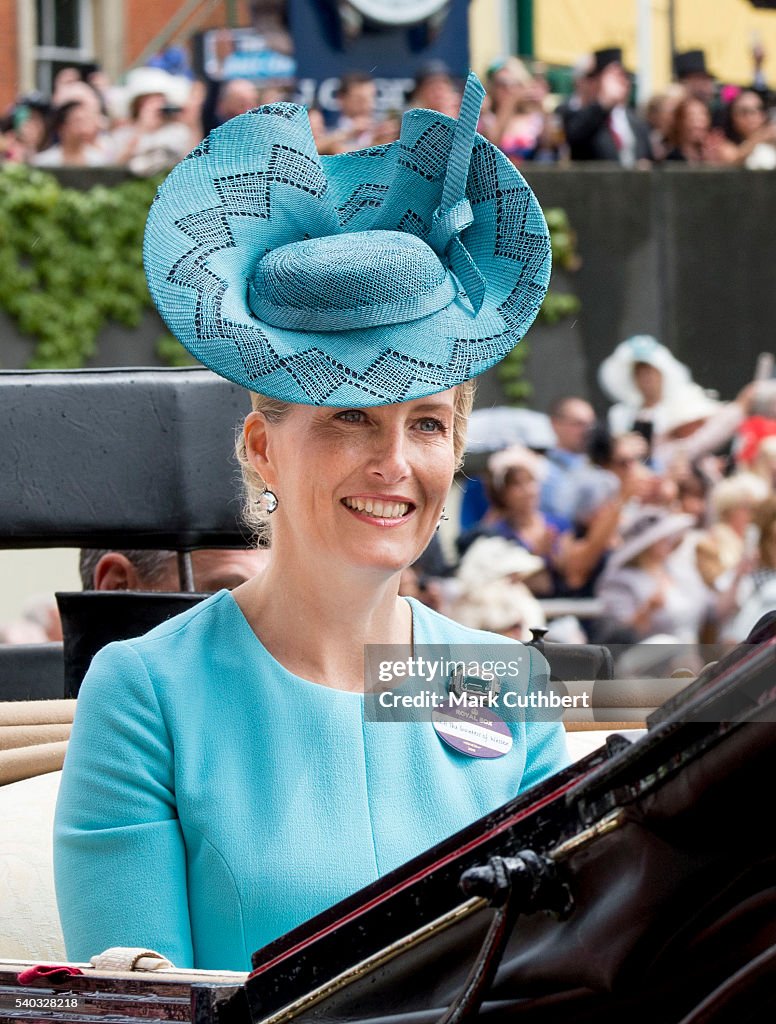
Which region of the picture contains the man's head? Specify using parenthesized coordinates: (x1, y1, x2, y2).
(217, 79, 260, 122)
(337, 72, 376, 120)
(80, 548, 269, 592)
(674, 50, 715, 105)
(549, 396, 596, 453)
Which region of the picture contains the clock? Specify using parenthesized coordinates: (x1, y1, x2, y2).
(346, 0, 449, 27)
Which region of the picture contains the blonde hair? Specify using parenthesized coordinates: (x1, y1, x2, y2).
(710, 472, 769, 519)
(235, 381, 476, 540)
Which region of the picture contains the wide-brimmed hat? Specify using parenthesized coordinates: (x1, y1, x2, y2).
(598, 335, 691, 406)
(451, 577, 545, 637)
(125, 67, 190, 107)
(457, 535, 545, 586)
(143, 73, 551, 406)
(608, 508, 695, 570)
(660, 384, 722, 435)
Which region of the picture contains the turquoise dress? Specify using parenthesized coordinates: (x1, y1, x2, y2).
(54, 591, 568, 970)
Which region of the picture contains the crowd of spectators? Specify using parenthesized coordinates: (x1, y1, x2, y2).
(2, 41, 776, 173)
(1, 41, 775, 669)
(402, 336, 776, 657)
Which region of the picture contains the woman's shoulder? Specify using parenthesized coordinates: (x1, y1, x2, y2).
(82, 589, 238, 686)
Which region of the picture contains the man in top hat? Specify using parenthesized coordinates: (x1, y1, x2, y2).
(562, 47, 652, 165)
(674, 49, 716, 106)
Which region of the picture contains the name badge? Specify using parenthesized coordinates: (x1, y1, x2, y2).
(433, 667, 513, 759)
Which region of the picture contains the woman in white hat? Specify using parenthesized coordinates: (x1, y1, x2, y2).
(109, 67, 197, 176)
(451, 535, 547, 641)
(55, 76, 568, 971)
(595, 508, 711, 642)
(598, 334, 691, 441)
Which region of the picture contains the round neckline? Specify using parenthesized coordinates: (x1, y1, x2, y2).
(220, 589, 421, 699)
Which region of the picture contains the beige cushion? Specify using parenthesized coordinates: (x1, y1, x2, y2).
(0, 770, 65, 960)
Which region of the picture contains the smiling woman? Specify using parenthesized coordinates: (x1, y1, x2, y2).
(54, 74, 568, 971)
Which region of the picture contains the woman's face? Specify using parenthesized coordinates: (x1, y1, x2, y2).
(679, 98, 710, 144)
(502, 466, 540, 515)
(633, 362, 663, 404)
(732, 91, 766, 140)
(245, 392, 456, 576)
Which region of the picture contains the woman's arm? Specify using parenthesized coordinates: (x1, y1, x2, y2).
(54, 642, 194, 966)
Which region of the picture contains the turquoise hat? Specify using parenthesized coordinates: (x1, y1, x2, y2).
(143, 73, 551, 406)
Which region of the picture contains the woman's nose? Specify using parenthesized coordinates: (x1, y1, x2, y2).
(370, 427, 411, 481)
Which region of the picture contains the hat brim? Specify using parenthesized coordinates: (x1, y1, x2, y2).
(598, 337, 691, 406)
(143, 102, 551, 406)
(608, 513, 696, 571)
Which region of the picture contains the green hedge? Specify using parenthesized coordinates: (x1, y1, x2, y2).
(0, 164, 579, 385)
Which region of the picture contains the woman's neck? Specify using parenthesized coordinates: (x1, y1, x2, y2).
(232, 553, 411, 692)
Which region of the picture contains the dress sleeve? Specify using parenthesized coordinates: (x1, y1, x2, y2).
(520, 645, 571, 792)
(54, 642, 194, 967)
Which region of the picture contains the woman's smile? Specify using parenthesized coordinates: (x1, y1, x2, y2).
(341, 494, 416, 526)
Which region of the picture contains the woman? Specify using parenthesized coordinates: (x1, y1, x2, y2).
(464, 445, 621, 599)
(598, 334, 691, 443)
(663, 95, 716, 164)
(32, 100, 111, 168)
(722, 496, 776, 643)
(595, 508, 709, 642)
(109, 67, 195, 177)
(717, 89, 776, 169)
(55, 75, 568, 971)
(480, 57, 555, 164)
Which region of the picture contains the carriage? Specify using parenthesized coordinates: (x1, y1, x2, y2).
(1, 368, 774, 1024)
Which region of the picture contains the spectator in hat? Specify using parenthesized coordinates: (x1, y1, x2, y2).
(695, 472, 769, 592)
(653, 380, 773, 478)
(450, 535, 546, 641)
(110, 68, 196, 176)
(674, 50, 716, 107)
(562, 47, 652, 165)
(595, 508, 710, 642)
(599, 335, 692, 444)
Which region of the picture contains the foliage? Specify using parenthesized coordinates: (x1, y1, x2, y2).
(0, 164, 184, 368)
(497, 207, 582, 404)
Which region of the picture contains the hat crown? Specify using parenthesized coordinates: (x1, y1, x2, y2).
(248, 230, 458, 332)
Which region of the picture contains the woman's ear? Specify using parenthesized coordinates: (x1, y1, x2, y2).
(243, 411, 275, 488)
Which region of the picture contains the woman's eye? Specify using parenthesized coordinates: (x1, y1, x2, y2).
(335, 409, 366, 423)
(417, 417, 446, 433)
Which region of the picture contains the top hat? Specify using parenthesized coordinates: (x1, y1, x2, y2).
(674, 50, 713, 79)
(589, 48, 625, 76)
